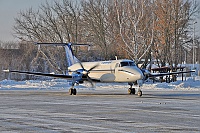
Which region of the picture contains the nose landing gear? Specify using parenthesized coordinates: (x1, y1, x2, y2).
(128, 82, 142, 97)
(137, 88, 142, 97)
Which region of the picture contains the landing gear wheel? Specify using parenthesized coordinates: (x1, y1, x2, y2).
(128, 88, 135, 95)
(128, 88, 132, 94)
(131, 88, 135, 94)
(73, 89, 77, 95)
(137, 90, 142, 97)
(69, 88, 73, 95)
(69, 88, 77, 95)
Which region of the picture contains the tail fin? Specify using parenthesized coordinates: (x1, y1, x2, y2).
(35, 42, 90, 67)
(64, 43, 79, 67)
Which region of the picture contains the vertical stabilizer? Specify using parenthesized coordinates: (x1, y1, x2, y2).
(64, 43, 79, 67)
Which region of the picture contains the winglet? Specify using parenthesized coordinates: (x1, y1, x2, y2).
(3, 69, 10, 72)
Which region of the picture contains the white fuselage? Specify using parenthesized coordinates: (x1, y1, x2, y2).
(68, 59, 144, 83)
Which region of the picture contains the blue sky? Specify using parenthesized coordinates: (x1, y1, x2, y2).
(0, 0, 200, 42)
(0, 0, 55, 42)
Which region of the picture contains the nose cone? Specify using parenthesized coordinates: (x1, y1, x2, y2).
(134, 67, 144, 80)
(123, 67, 144, 81)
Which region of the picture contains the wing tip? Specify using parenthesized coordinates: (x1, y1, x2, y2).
(3, 69, 10, 72)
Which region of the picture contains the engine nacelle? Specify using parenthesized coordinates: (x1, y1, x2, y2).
(72, 69, 85, 85)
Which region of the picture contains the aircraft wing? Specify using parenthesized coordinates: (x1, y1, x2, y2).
(3, 70, 73, 79)
(2, 70, 101, 82)
(149, 70, 195, 77)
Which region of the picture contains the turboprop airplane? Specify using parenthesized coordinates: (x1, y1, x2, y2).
(3, 43, 195, 97)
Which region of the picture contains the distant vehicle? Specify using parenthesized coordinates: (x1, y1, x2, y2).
(3, 43, 195, 96)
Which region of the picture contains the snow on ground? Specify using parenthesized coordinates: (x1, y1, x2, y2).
(143, 76, 200, 91)
(0, 76, 200, 91)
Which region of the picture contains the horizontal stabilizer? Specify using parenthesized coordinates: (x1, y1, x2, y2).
(34, 42, 91, 67)
(34, 42, 91, 47)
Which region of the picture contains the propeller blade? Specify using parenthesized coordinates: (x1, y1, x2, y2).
(86, 64, 99, 87)
(76, 61, 99, 87)
(87, 75, 95, 87)
(78, 61, 85, 70)
(88, 64, 99, 72)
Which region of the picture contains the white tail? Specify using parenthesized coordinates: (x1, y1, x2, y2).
(64, 43, 79, 67)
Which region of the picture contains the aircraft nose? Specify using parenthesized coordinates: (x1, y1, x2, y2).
(134, 68, 144, 80)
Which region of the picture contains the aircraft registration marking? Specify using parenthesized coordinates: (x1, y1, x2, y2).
(101, 61, 112, 64)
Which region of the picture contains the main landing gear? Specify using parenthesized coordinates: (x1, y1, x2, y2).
(128, 83, 142, 97)
(69, 88, 77, 95)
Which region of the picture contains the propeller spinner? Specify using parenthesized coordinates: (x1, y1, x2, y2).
(73, 62, 99, 87)
(77, 61, 99, 87)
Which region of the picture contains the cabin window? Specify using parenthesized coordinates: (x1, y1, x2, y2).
(120, 62, 129, 67)
(120, 61, 136, 67)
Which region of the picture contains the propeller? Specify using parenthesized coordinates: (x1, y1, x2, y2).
(78, 61, 99, 87)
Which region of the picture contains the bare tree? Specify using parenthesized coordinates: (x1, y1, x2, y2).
(114, 0, 155, 65)
(81, 0, 115, 60)
(153, 0, 197, 67)
(13, 0, 82, 73)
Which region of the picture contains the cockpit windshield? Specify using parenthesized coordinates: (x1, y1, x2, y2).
(120, 61, 136, 67)
(129, 62, 136, 66)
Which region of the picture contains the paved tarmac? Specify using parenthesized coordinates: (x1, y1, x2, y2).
(0, 89, 199, 133)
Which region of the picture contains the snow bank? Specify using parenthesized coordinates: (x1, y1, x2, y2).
(143, 77, 200, 91)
